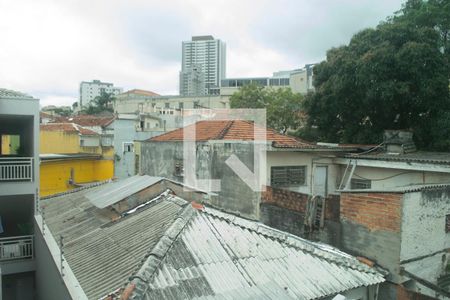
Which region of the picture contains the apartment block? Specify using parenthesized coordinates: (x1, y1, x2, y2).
(79, 80, 123, 108)
(0, 88, 39, 299)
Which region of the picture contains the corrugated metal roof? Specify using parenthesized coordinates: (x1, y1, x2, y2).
(344, 183, 450, 194)
(41, 184, 187, 300)
(130, 203, 385, 300)
(86, 175, 163, 208)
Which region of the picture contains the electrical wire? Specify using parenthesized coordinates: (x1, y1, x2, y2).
(348, 141, 385, 156)
(353, 170, 416, 181)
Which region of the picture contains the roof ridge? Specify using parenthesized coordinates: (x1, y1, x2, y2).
(127, 202, 196, 299)
(215, 120, 234, 140)
(202, 207, 379, 275)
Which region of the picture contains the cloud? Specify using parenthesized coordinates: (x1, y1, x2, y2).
(0, 0, 405, 106)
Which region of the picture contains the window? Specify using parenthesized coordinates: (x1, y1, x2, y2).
(123, 142, 134, 153)
(174, 160, 184, 177)
(351, 178, 371, 189)
(271, 166, 306, 187)
(446, 214, 450, 233)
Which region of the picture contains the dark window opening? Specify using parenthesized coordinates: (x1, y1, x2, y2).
(271, 166, 306, 187)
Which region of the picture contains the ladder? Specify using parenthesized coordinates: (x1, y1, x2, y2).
(338, 159, 357, 191)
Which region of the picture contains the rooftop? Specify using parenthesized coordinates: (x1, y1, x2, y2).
(147, 120, 316, 148)
(41, 176, 385, 300)
(345, 151, 450, 165)
(120, 89, 160, 97)
(0, 88, 35, 100)
(40, 123, 98, 136)
(57, 115, 115, 128)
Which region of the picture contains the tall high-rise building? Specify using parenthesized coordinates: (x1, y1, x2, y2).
(180, 35, 226, 96)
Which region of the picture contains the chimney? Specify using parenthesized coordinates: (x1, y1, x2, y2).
(383, 130, 416, 154)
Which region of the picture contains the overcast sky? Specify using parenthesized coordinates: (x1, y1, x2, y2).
(0, 0, 404, 107)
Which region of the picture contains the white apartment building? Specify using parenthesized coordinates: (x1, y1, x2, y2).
(0, 88, 40, 299)
(220, 64, 315, 96)
(180, 35, 226, 96)
(79, 80, 123, 108)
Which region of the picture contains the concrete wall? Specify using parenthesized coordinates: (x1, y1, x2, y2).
(140, 140, 261, 219)
(346, 165, 450, 190)
(34, 222, 71, 300)
(401, 188, 450, 261)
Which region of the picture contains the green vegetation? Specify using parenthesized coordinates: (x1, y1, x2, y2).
(302, 0, 450, 150)
(83, 92, 115, 114)
(230, 83, 303, 134)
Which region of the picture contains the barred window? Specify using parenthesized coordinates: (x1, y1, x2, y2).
(271, 166, 306, 187)
(351, 178, 371, 189)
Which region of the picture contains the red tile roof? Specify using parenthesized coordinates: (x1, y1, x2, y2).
(121, 89, 160, 97)
(148, 120, 315, 148)
(40, 123, 98, 135)
(56, 115, 115, 127)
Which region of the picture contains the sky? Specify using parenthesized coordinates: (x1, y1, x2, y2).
(0, 0, 404, 107)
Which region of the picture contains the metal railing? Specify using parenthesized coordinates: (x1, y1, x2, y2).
(0, 235, 33, 262)
(0, 157, 33, 182)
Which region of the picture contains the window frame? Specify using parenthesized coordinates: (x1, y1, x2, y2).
(270, 165, 307, 187)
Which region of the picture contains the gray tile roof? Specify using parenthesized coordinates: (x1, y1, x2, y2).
(41, 183, 187, 300)
(346, 151, 450, 164)
(0, 88, 34, 99)
(345, 183, 450, 194)
(129, 204, 385, 300)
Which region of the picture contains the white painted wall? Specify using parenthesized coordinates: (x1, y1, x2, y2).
(80, 135, 100, 147)
(347, 166, 450, 190)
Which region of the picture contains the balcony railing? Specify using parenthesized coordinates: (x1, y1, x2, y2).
(0, 235, 33, 262)
(0, 157, 33, 182)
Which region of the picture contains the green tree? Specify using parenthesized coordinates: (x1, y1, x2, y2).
(302, 6, 450, 150)
(230, 83, 303, 134)
(83, 92, 115, 114)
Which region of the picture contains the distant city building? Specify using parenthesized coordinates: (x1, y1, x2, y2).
(79, 80, 123, 108)
(180, 35, 226, 96)
(220, 64, 315, 96)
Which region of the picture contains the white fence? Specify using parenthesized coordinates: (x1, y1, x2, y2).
(0, 157, 33, 181)
(0, 235, 33, 262)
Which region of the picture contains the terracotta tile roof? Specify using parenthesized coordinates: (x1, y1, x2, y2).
(121, 89, 160, 97)
(40, 111, 55, 119)
(40, 123, 98, 135)
(148, 120, 315, 148)
(56, 115, 115, 127)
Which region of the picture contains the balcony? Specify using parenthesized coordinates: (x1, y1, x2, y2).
(0, 157, 33, 182)
(0, 235, 33, 262)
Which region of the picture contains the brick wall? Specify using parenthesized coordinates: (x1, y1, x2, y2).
(341, 192, 403, 232)
(261, 185, 309, 213)
(261, 186, 340, 221)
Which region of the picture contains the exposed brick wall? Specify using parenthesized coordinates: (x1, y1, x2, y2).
(341, 192, 403, 232)
(261, 186, 340, 221)
(261, 186, 309, 213)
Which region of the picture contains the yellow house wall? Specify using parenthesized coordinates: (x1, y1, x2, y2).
(1, 135, 11, 154)
(40, 158, 114, 197)
(40, 131, 79, 154)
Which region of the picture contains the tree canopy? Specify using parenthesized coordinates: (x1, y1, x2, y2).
(83, 92, 115, 115)
(302, 0, 450, 150)
(230, 84, 303, 134)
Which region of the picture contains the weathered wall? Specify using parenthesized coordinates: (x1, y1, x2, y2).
(340, 192, 403, 282)
(401, 188, 450, 261)
(140, 141, 261, 219)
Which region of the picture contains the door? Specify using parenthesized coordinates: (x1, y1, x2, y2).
(314, 166, 328, 197)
